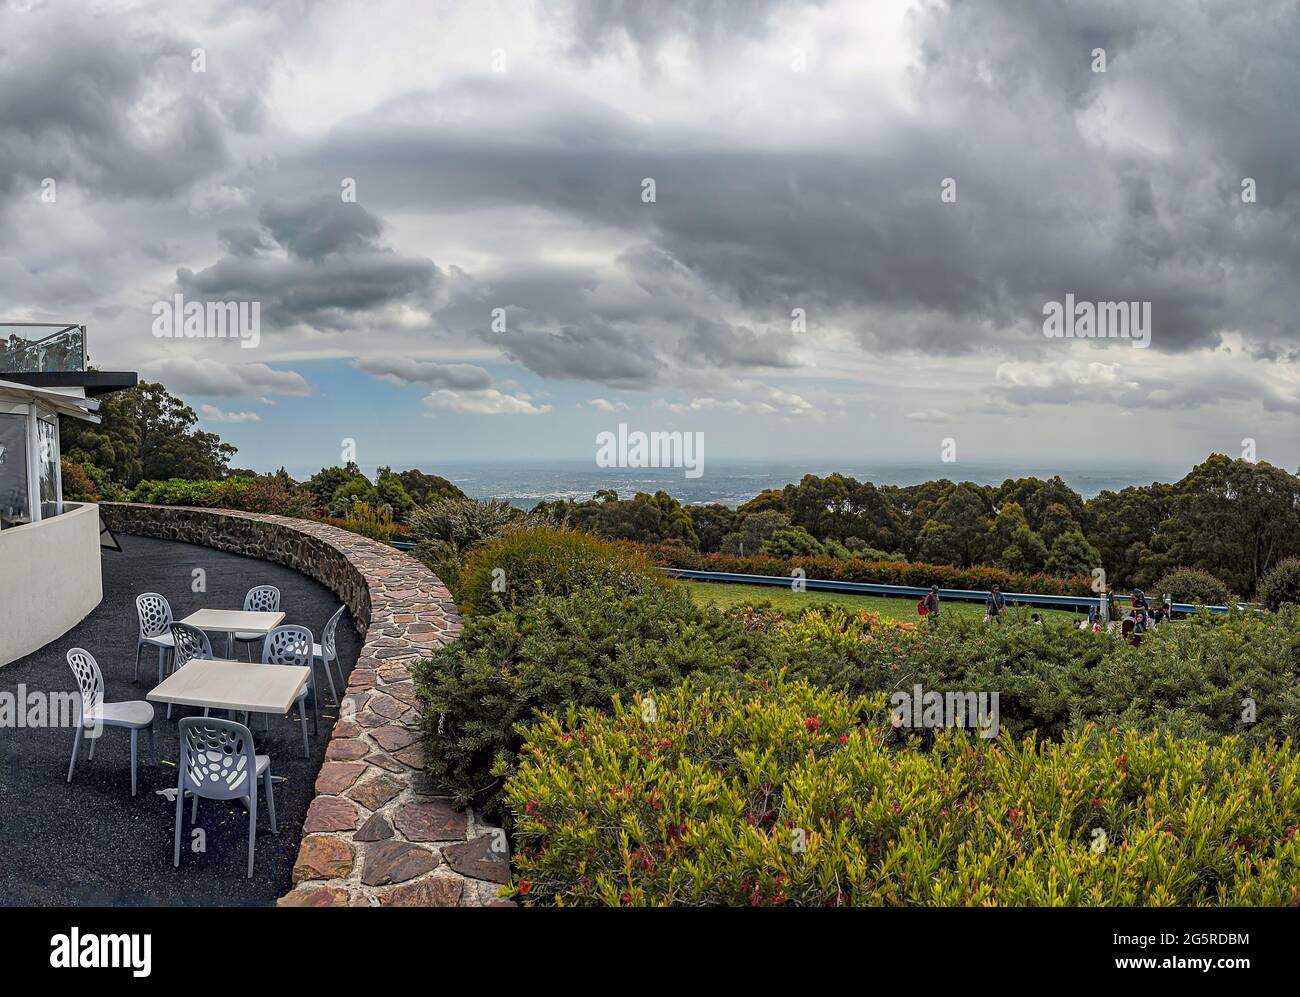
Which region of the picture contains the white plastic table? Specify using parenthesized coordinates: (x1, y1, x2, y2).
(147, 658, 311, 757)
(177, 609, 286, 659)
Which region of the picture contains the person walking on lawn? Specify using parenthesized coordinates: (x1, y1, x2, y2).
(985, 583, 1007, 623)
(922, 584, 941, 626)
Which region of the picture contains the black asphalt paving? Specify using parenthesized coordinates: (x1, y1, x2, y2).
(0, 533, 360, 906)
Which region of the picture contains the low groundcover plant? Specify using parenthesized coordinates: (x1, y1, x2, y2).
(503, 679, 1300, 906)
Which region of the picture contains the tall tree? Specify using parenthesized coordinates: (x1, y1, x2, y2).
(61, 381, 236, 488)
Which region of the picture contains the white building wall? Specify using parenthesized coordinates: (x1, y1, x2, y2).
(0, 501, 103, 666)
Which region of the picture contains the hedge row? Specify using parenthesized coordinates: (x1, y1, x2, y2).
(639, 544, 1094, 596)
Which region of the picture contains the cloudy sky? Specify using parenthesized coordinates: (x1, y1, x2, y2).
(3, 0, 1300, 479)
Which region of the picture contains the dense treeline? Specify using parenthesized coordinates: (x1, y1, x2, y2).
(536, 455, 1300, 597)
(59, 383, 1300, 598)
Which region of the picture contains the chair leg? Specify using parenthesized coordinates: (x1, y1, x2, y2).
(67, 725, 82, 783)
(157, 647, 166, 684)
(173, 779, 185, 868)
(247, 793, 258, 878)
(299, 706, 310, 759)
(264, 768, 278, 834)
(310, 681, 320, 735)
(130, 729, 138, 796)
(134, 642, 143, 682)
(333, 654, 347, 696)
(88, 731, 96, 760)
(317, 654, 339, 707)
(191, 792, 199, 824)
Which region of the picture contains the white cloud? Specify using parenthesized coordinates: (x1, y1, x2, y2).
(422, 388, 552, 416)
(200, 404, 261, 424)
(138, 357, 311, 399)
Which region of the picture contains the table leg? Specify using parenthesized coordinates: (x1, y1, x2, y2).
(226, 632, 234, 658)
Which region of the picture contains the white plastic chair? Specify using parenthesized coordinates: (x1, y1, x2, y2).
(233, 585, 280, 660)
(67, 648, 157, 797)
(312, 605, 347, 706)
(174, 717, 277, 878)
(166, 623, 213, 720)
(134, 592, 175, 683)
(262, 624, 316, 757)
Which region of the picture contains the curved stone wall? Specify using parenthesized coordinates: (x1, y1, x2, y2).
(99, 503, 511, 906)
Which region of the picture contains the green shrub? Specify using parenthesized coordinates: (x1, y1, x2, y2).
(129, 477, 251, 508)
(60, 459, 99, 502)
(1088, 608, 1300, 744)
(457, 526, 665, 615)
(505, 679, 1300, 906)
(128, 474, 314, 517)
(1258, 558, 1300, 612)
(408, 496, 534, 597)
(1155, 567, 1231, 607)
(412, 584, 796, 819)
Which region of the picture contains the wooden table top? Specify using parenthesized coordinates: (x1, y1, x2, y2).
(178, 609, 286, 634)
(147, 658, 309, 714)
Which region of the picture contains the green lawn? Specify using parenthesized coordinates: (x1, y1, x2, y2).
(678, 579, 1084, 623)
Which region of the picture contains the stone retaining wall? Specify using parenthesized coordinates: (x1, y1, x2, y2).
(99, 503, 511, 906)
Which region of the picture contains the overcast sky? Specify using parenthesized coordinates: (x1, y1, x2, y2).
(3, 0, 1299, 478)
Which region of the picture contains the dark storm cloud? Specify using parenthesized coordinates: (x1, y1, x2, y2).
(293, 0, 1300, 371)
(0, 10, 239, 203)
(676, 318, 799, 369)
(176, 198, 442, 330)
(495, 321, 663, 387)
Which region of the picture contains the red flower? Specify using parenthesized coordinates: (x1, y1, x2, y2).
(804, 716, 822, 731)
(518, 880, 532, 894)
(1092, 798, 1103, 807)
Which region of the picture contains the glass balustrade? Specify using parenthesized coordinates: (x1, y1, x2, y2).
(0, 323, 86, 375)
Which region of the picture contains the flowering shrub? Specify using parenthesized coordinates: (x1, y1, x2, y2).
(504, 679, 1300, 906)
(641, 545, 1093, 596)
(775, 606, 914, 648)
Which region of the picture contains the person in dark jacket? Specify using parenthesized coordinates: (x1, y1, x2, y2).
(985, 584, 1006, 622)
(1131, 588, 1149, 633)
(922, 584, 941, 626)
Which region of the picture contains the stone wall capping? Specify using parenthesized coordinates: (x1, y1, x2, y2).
(99, 503, 510, 908)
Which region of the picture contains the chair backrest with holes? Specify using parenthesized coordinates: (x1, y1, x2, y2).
(170, 623, 213, 669)
(322, 605, 344, 659)
(263, 624, 313, 667)
(178, 717, 259, 802)
(243, 585, 280, 614)
(66, 648, 104, 724)
(136, 592, 173, 639)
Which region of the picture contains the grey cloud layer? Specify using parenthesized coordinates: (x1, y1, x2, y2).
(3, 0, 1298, 428)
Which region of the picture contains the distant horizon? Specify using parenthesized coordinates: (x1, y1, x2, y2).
(255, 454, 1231, 509)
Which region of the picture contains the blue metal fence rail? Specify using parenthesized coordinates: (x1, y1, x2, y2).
(385, 540, 1241, 617)
(662, 567, 1236, 616)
